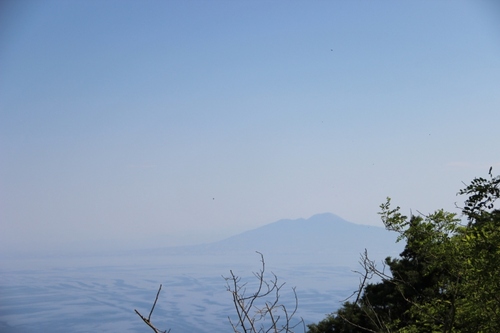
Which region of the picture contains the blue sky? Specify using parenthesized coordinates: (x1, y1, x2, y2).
(1, 0, 500, 254)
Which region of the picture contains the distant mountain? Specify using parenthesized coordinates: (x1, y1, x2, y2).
(1, 213, 405, 333)
(146, 213, 403, 267)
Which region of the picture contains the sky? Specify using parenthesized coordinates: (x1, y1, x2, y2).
(1, 0, 500, 255)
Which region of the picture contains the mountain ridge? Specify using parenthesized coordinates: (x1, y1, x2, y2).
(144, 213, 403, 267)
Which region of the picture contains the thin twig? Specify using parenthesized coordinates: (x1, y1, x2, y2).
(149, 284, 162, 321)
(135, 284, 171, 333)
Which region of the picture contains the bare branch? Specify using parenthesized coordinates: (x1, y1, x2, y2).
(223, 252, 304, 333)
(135, 284, 171, 333)
(149, 284, 162, 321)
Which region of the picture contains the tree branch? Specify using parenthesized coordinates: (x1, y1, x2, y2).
(135, 284, 171, 333)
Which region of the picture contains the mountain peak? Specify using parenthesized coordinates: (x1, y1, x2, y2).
(185, 213, 402, 266)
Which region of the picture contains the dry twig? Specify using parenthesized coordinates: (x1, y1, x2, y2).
(223, 252, 305, 333)
(135, 284, 171, 333)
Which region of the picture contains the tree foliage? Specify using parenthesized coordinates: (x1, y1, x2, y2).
(308, 171, 500, 333)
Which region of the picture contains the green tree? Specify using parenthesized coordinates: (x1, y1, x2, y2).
(308, 171, 500, 333)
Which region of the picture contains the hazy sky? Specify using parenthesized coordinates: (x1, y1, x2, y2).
(1, 0, 499, 254)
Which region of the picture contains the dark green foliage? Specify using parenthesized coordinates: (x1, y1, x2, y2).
(308, 171, 500, 333)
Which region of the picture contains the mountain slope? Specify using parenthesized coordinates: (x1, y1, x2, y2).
(153, 213, 403, 266)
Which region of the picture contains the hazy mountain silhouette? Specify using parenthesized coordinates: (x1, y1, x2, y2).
(2, 213, 404, 333)
(147, 213, 403, 266)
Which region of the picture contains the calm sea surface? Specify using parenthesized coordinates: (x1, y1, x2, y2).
(0, 253, 357, 333)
